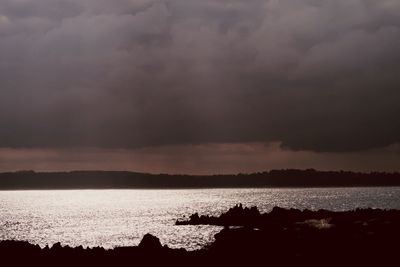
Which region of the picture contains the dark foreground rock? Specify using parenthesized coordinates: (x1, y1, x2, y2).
(2, 206, 400, 266)
(177, 203, 400, 227)
(0, 236, 193, 267)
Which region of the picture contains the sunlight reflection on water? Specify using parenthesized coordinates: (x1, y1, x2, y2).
(1, 187, 400, 250)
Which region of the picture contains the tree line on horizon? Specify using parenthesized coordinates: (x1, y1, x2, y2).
(0, 169, 399, 189)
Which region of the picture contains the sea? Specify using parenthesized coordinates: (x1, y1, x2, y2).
(1, 187, 400, 250)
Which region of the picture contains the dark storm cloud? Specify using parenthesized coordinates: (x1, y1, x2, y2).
(1, 0, 400, 152)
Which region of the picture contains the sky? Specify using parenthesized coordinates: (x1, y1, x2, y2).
(0, 0, 399, 174)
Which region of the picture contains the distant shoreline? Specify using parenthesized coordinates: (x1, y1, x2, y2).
(1, 185, 400, 191)
(0, 169, 400, 190)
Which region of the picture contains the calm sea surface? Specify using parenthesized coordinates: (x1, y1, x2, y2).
(1, 187, 400, 250)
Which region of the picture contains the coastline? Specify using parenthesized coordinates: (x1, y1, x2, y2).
(1, 205, 400, 266)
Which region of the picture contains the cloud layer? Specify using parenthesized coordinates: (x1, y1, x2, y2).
(1, 0, 400, 153)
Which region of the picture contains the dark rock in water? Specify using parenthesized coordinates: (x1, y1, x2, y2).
(176, 203, 261, 226)
(138, 233, 163, 250)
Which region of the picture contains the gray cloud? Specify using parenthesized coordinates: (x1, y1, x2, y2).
(1, 0, 400, 152)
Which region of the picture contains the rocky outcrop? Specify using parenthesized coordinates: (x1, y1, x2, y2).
(176, 204, 261, 226)
(138, 233, 162, 250)
(176, 203, 400, 228)
(2, 205, 400, 266)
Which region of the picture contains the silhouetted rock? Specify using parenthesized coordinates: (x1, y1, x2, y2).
(176, 203, 261, 226)
(138, 234, 163, 250)
(1, 205, 400, 266)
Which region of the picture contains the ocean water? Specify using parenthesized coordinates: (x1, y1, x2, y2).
(1, 187, 400, 250)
